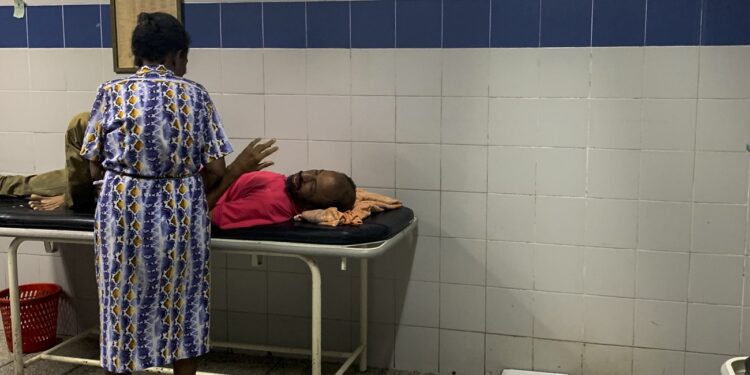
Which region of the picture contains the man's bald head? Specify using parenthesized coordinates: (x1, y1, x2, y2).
(285, 170, 356, 211)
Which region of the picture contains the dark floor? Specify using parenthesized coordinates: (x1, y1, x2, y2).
(0, 337, 426, 375)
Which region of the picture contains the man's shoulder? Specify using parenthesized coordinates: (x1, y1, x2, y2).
(232, 171, 286, 191)
(240, 170, 285, 181)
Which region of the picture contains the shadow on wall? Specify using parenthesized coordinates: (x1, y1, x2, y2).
(56, 243, 98, 337)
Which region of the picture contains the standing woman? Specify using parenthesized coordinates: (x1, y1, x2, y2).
(81, 12, 232, 374)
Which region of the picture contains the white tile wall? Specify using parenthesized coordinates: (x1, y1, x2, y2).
(440, 238, 486, 285)
(395, 96, 442, 143)
(536, 147, 586, 196)
(441, 145, 487, 192)
(535, 196, 586, 245)
(398, 236, 440, 282)
(486, 287, 533, 336)
(686, 303, 741, 354)
(308, 140, 352, 175)
(64, 49, 103, 92)
(642, 99, 697, 150)
(534, 244, 584, 293)
(439, 330, 485, 375)
(263, 49, 306, 94)
(440, 283, 485, 332)
(589, 99, 643, 149)
(395, 189, 441, 236)
(351, 49, 395, 96)
(0, 49, 29, 90)
(306, 49, 350, 95)
(265, 95, 307, 140)
(395, 280, 439, 327)
(487, 194, 534, 242)
(352, 142, 395, 188)
(184, 49, 222, 93)
(533, 339, 583, 375)
(583, 344, 633, 375)
(486, 241, 534, 289)
(441, 192, 487, 239)
(699, 46, 750, 99)
(352, 96, 396, 142)
(534, 292, 585, 341)
(639, 151, 694, 202)
(394, 326, 438, 373)
(485, 335, 533, 373)
(584, 247, 636, 297)
(582, 296, 634, 346)
(489, 48, 539, 98)
(441, 97, 488, 145)
(395, 49, 442, 96)
(30, 91, 68, 133)
(643, 47, 699, 99)
(633, 348, 685, 375)
(684, 353, 734, 375)
(33, 133, 65, 172)
(585, 199, 639, 248)
(539, 48, 590, 98)
(220, 49, 264, 94)
(634, 300, 687, 350)
(590, 47, 644, 99)
(696, 100, 750, 152)
(442, 49, 489, 97)
(638, 201, 692, 252)
(307, 95, 351, 141)
(688, 253, 744, 305)
(488, 146, 535, 194)
(588, 149, 640, 199)
(0, 91, 31, 133)
(488, 98, 537, 146)
(692, 204, 747, 254)
(29, 49, 66, 91)
(2, 45, 749, 375)
(219, 94, 264, 139)
(694, 151, 749, 203)
(636, 250, 690, 302)
(537, 98, 589, 147)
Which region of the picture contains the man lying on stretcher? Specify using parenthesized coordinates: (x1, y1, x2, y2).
(0, 113, 373, 228)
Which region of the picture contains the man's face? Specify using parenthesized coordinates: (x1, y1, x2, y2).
(285, 170, 349, 209)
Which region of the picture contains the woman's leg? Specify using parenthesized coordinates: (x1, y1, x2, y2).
(174, 358, 198, 375)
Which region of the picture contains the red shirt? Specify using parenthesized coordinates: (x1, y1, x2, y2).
(211, 171, 300, 229)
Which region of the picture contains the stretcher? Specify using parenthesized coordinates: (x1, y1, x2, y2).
(0, 197, 417, 375)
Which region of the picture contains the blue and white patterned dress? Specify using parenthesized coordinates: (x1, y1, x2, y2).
(81, 65, 232, 373)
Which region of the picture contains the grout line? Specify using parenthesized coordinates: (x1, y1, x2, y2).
(684, 7, 705, 362)
(483, 5, 492, 372)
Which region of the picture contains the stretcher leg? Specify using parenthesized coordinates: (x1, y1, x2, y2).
(359, 259, 368, 372)
(299, 256, 322, 375)
(8, 238, 25, 375)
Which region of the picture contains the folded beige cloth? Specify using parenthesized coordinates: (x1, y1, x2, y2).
(294, 188, 402, 227)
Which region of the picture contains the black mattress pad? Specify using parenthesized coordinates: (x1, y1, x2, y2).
(0, 197, 414, 245)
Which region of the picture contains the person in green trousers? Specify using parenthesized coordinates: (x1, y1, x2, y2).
(0, 112, 94, 211)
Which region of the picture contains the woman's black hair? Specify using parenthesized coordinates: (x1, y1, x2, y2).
(131, 12, 190, 67)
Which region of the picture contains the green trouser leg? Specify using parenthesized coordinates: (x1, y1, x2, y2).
(64, 112, 95, 210)
(0, 170, 67, 197)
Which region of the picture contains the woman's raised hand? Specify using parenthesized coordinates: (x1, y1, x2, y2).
(229, 138, 279, 175)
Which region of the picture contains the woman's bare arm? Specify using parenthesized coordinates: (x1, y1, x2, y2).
(204, 139, 277, 210)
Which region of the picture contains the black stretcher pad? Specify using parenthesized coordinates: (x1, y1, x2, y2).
(0, 197, 414, 245)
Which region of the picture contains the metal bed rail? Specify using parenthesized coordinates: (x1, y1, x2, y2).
(0, 218, 416, 375)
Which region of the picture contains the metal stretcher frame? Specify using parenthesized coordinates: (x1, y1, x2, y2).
(0, 218, 417, 375)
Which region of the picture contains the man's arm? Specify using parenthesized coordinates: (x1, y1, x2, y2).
(205, 139, 277, 210)
(89, 160, 104, 181)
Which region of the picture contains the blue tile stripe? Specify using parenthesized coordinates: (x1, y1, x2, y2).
(2, 0, 750, 48)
